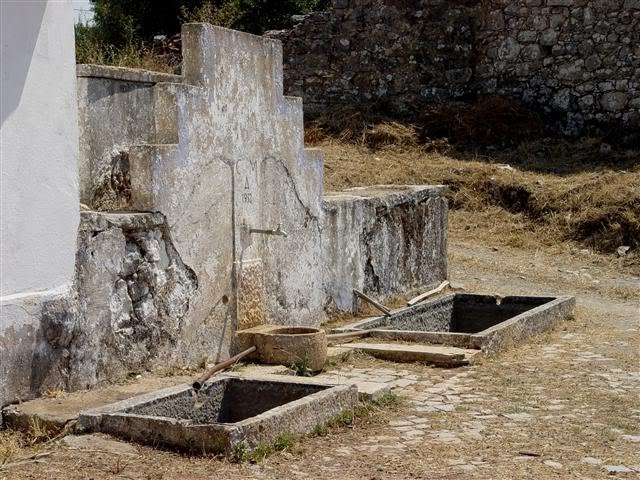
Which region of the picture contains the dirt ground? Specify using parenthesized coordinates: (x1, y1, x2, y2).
(2, 141, 639, 479)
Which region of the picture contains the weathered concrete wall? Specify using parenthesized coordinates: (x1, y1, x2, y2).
(76, 66, 183, 207)
(323, 186, 448, 312)
(0, 0, 79, 408)
(72, 24, 326, 389)
(29, 212, 197, 394)
(267, 0, 640, 137)
(1, 22, 449, 409)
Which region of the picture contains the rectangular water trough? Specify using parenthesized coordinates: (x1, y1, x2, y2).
(78, 376, 357, 454)
(334, 293, 575, 354)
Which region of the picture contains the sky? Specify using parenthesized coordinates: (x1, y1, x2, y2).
(72, 0, 94, 24)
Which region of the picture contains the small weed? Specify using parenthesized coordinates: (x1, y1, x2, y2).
(354, 403, 374, 417)
(311, 424, 329, 437)
(43, 389, 66, 399)
(228, 362, 246, 373)
(505, 233, 525, 248)
(231, 442, 248, 463)
(324, 358, 338, 368)
(372, 392, 399, 408)
(0, 430, 22, 465)
(328, 410, 354, 428)
(325, 393, 399, 430)
(197, 357, 208, 370)
(324, 350, 353, 370)
(110, 456, 126, 475)
(341, 350, 352, 362)
(26, 417, 53, 445)
(249, 443, 273, 463)
(273, 433, 295, 451)
(290, 358, 313, 377)
(111, 370, 145, 385)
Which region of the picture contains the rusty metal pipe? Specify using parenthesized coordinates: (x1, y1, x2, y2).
(192, 346, 257, 391)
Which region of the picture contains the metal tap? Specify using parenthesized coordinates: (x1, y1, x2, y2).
(248, 223, 288, 237)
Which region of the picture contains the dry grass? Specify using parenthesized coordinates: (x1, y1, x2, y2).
(76, 42, 176, 73)
(43, 389, 66, 399)
(317, 136, 639, 266)
(0, 430, 22, 466)
(306, 107, 421, 148)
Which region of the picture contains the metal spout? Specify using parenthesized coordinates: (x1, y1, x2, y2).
(249, 223, 288, 237)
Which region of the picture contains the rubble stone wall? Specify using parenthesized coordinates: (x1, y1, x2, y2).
(267, 0, 640, 137)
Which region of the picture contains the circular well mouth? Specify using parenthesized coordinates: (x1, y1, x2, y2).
(267, 327, 321, 335)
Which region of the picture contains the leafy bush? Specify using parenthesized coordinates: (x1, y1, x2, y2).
(77, 0, 329, 68)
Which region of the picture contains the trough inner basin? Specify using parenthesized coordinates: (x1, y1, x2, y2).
(356, 294, 557, 333)
(124, 377, 328, 424)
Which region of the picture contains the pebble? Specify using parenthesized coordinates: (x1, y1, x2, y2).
(502, 412, 533, 421)
(605, 465, 633, 474)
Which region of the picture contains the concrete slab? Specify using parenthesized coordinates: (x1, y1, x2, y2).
(1, 373, 191, 431)
(224, 370, 388, 402)
(338, 343, 478, 367)
(61, 433, 140, 456)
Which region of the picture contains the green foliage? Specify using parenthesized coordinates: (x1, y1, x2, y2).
(249, 443, 273, 462)
(198, 0, 331, 35)
(78, 0, 329, 67)
(273, 433, 295, 451)
(75, 28, 176, 71)
(324, 393, 400, 431)
(90, 0, 201, 47)
(90, 0, 330, 45)
(328, 410, 354, 427)
(372, 392, 399, 408)
(181, 1, 243, 29)
(75, 19, 176, 71)
(311, 424, 329, 437)
(231, 442, 248, 462)
(290, 357, 313, 377)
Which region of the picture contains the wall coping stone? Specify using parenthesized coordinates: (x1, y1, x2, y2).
(76, 64, 184, 84)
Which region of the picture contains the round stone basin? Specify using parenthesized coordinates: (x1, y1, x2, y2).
(255, 326, 327, 372)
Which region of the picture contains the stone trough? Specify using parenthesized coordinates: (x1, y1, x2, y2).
(78, 376, 357, 454)
(334, 293, 575, 357)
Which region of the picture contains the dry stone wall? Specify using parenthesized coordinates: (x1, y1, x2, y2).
(267, 0, 640, 138)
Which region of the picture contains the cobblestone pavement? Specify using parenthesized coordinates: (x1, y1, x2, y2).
(307, 299, 640, 478)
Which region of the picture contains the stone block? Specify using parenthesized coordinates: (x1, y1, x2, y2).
(322, 186, 448, 312)
(78, 377, 358, 453)
(601, 91, 629, 111)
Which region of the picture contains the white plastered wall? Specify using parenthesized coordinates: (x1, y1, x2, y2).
(0, 0, 79, 406)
